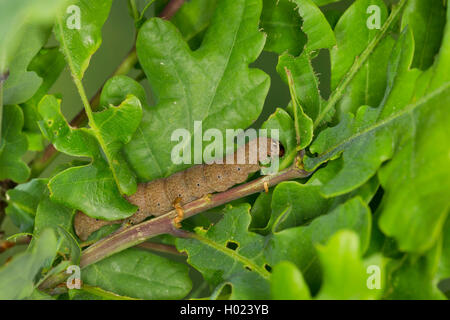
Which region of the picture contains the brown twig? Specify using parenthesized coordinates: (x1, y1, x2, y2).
(80, 165, 310, 268)
(39, 164, 311, 291)
(136, 241, 186, 256)
(0, 235, 31, 253)
(159, 0, 186, 19)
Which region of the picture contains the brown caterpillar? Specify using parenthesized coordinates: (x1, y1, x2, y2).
(74, 137, 280, 240)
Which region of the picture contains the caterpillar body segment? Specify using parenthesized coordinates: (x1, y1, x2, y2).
(74, 137, 279, 240)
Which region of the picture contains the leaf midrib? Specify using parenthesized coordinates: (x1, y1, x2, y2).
(308, 83, 450, 167)
(191, 233, 270, 280)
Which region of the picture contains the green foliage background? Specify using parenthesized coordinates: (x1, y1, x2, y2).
(0, 0, 449, 300)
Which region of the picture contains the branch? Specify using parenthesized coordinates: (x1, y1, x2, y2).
(39, 164, 311, 291)
(136, 241, 186, 256)
(0, 235, 31, 253)
(80, 165, 310, 268)
(159, 0, 186, 19)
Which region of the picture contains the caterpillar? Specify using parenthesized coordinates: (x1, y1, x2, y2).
(74, 137, 280, 241)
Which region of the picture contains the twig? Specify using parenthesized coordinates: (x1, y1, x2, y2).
(79, 165, 310, 268)
(0, 235, 31, 253)
(39, 164, 311, 291)
(136, 241, 186, 256)
(159, 0, 186, 19)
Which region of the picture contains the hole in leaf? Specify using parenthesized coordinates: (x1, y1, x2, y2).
(264, 264, 272, 272)
(226, 240, 239, 251)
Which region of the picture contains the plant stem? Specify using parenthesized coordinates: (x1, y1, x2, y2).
(39, 164, 311, 291)
(79, 166, 310, 268)
(159, 0, 185, 19)
(313, 0, 408, 128)
(0, 235, 31, 253)
(127, 0, 140, 22)
(285, 67, 301, 147)
(136, 241, 186, 256)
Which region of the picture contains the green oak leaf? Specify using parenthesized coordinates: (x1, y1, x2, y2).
(438, 216, 450, 280)
(276, 0, 334, 136)
(38, 95, 137, 220)
(69, 285, 138, 300)
(99, 75, 147, 109)
(260, 0, 306, 55)
(304, 28, 422, 192)
(21, 47, 66, 151)
(2, 25, 49, 105)
(5, 178, 48, 232)
(33, 195, 80, 265)
(270, 261, 311, 300)
(177, 204, 271, 299)
(401, 0, 446, 70)
(249, 189, 273, 230)
(311, 0, 343, 5)
(277, 54, 321, 124)
(0, 0, 69, 104)
(125, 0, 270, 180)
(26, 289, 55, 300)
(260, 108, 297, 170)
(54, 0, 112, 80)
(265, 158, 379, 233)
(293, 0, 335, 54)
(377, 83, 450, 252)
(0, 0, 69, 71)
(305, 12, 450, 252)
(0, 105, 30, 182)
(0, 229, 58, 299)
(90, 95, 143, 195)
(315, 230, 383, 300)
(383, 242, 446, 300)
(331, 0, 395, 118)
(82, 248, 192, 300)
(265, 197, 371, 293)
(171, 0, 219, 49)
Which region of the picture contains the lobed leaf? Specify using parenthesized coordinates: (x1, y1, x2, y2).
(265, 197, 371, 293)
(125, 0, 270, 180)
(0, 105, 30, 182)
(270, 261, 311, 300)
(401, 0, 446, 70)
(38, 95, 137, 220)
(331, 0, 395, 118)
(177, 204, 271, 299)
(54, 0, 113, 80)
(260, 0, 306, 55)
(0, 229, 58, 299)
(20, 47, 66, 151)
(5, 178, 48, 232)
(315, 230, 383, 300)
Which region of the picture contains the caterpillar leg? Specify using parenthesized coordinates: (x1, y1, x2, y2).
(264, 181, 269, 193)
(172, 197, 184, 228)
